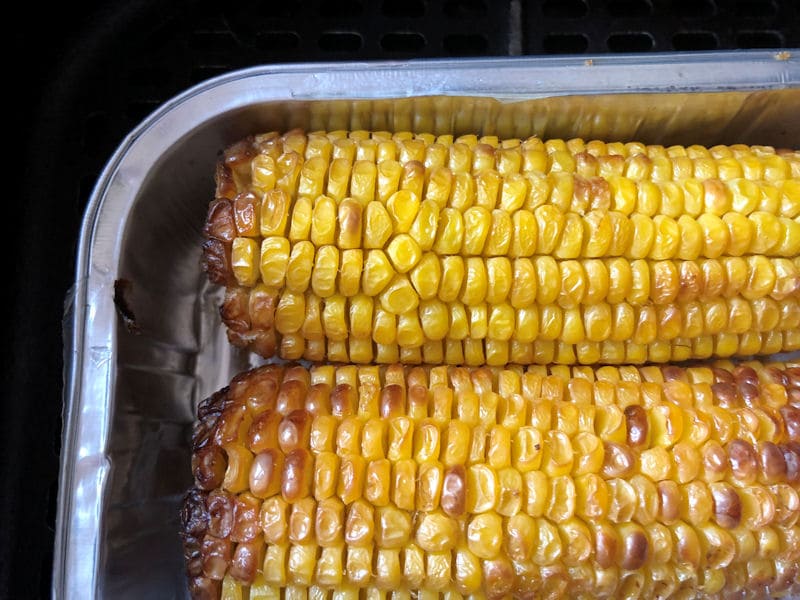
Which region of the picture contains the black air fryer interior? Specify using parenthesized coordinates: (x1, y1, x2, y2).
(4, 0, 798, 596)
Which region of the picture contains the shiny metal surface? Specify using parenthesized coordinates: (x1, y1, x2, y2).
(57, 53, 800, 599)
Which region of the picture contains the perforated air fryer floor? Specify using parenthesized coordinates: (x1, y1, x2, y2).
(528, 0, 798, 53)
(4, 1, 798, 596)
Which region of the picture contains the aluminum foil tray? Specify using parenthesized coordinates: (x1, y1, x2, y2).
(57, 52, 800, 599)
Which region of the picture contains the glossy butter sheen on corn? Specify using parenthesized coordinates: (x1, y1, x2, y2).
(181, 361, 800, 599)
(203, 130, 800, 365)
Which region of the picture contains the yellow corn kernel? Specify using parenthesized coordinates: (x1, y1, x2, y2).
(583, 210, 613, 257)
(406, 253, 441, 301)
(386, 234, 422, 273)
(458, 257, 486, 306)
(428, 257, 461, 304)
(260, 236, 290, 287)
(232, 237, 260, 286)
(553, 213, 584, 259)
(386, 190, 420, 234)
(415, 511, 457, 553)
(361, 459, 391, 507)
(532, 517, 563, 565)
(403, 543, 425, 590)
(373, 548, 402, 589)
(561, 307, 585, 345)
(546, 475, 576, 522)
(275, 291, 305, 335)
(572, 431, 604, 475)
(397, 311, 424, 347)
(409, 199, 440, 251)
(375, 159, 401, 202)
(466, 464, 497, 513)
(462, 206, 491, 256)
(389, 458, 415, 510)
(467, 512, 503, 559)
(534, 256, 560, 305)
(550, 171, 575, 212)
(415, 298, 447, 342)
(483, 259, 512, 306)
(364, 201, 394, 249)
(483, 209, 512, 256)
(434, 208, 465, 255)
(541, 430, 574, 477)
(285, 241, 314, 293)
(486, 304, 514, 342)
(337, 199, 363, 250)
(351, 161, 377, 205)
(334, 249, 361, 297)
(362, 250, 395, 296)
(533, 205, 564, 255)
(325, 157, 350, 201)
(443, 302, 466, 340)
(310, 196, 337, 246)
(308, 249, 341, 303)
(379, 276, 419, 315)
(416, 461, 443, 511)
(627, 260, 651, 306)
(449, 171, 476, 210)
(676, 215, 702, 261)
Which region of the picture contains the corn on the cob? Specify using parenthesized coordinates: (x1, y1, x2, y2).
(182, 361, 800, 599)
(204, 131, 800, 364)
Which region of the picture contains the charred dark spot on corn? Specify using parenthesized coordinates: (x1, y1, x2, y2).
(782, 405, 800, 442)
(202, 239, 234, 286)
(710, 482, 742, 528)
(624, 404, 648, 448)
(193, 445, 226, 490)
(727, 439, 758, 483)
(619, 524, 648, 570)
(215, 163, 236, 200)
(223, 136, 257, 168)
(188, 576, 220, 600)
(181, 489, 210, 539)
(441, 464, 466, 517)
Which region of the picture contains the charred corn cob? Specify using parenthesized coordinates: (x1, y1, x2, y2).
(182, 361, 800, 599)
(203, 131, 800, 364)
